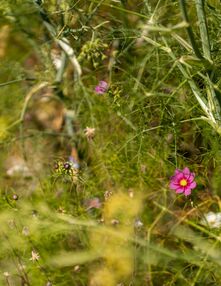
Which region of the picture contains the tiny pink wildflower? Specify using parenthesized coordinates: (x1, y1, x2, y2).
(170, 167, 197, 196)
(85, 198, 101, 210)
(94, 80, 108, 94)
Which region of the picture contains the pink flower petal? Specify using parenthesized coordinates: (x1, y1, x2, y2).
(99, 81, 108, 88)
(175, 169, 182, 175)
(184, 188, 192, 196)
(95, 81, 108, 94)
(189, 181, 197, 189)
(175, 187, 185, 193)
(95, 86, 103, 93)
(170, 182, 180, 189)
(172, 173, 184, 182)
(186, 174, 195, 183)
(183, 167, 190, 175)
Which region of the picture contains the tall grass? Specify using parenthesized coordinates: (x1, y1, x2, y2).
(1, 0, 221, 285)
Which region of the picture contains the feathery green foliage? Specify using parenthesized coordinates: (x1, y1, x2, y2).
(1, 0, 221, 285)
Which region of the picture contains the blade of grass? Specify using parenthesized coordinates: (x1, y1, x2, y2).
(179, 0, 203, 59)
(195, 0, 212, 62)
(142, 35, 219, 128)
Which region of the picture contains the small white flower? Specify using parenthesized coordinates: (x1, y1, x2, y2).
(84, 127, 96, 141)
(111, 219, 119, 225)
(51, 50, 62, 70)
(74, 265, 80, 272)
(3, 272, 9, 277)
(201, 212, 221, 228)
(134, 219, 143, 228)
(128, 189, 134, 198)
(104, 190, 113, 200)
(30, 250, 40, 262)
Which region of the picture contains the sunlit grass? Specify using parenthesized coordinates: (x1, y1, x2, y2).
(1, 0, 221, 285)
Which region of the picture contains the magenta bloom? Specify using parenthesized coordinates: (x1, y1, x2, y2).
(95, 80, 108, 94)
(85, 198, 101, 210)
(170, 167, 197, 196)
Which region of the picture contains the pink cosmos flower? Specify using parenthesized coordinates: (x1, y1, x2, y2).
(170, 167, 197, 196)
(95, 80, 108, 94)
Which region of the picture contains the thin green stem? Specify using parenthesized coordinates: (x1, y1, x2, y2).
(179, 0, 203, 59)
(88, 0, 149, 19)
(0, 78, 35, 87)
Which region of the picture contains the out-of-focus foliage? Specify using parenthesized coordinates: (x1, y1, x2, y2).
(1, 0, 221, 285)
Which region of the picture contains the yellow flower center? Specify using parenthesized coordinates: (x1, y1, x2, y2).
(180, 179, 188, 187)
